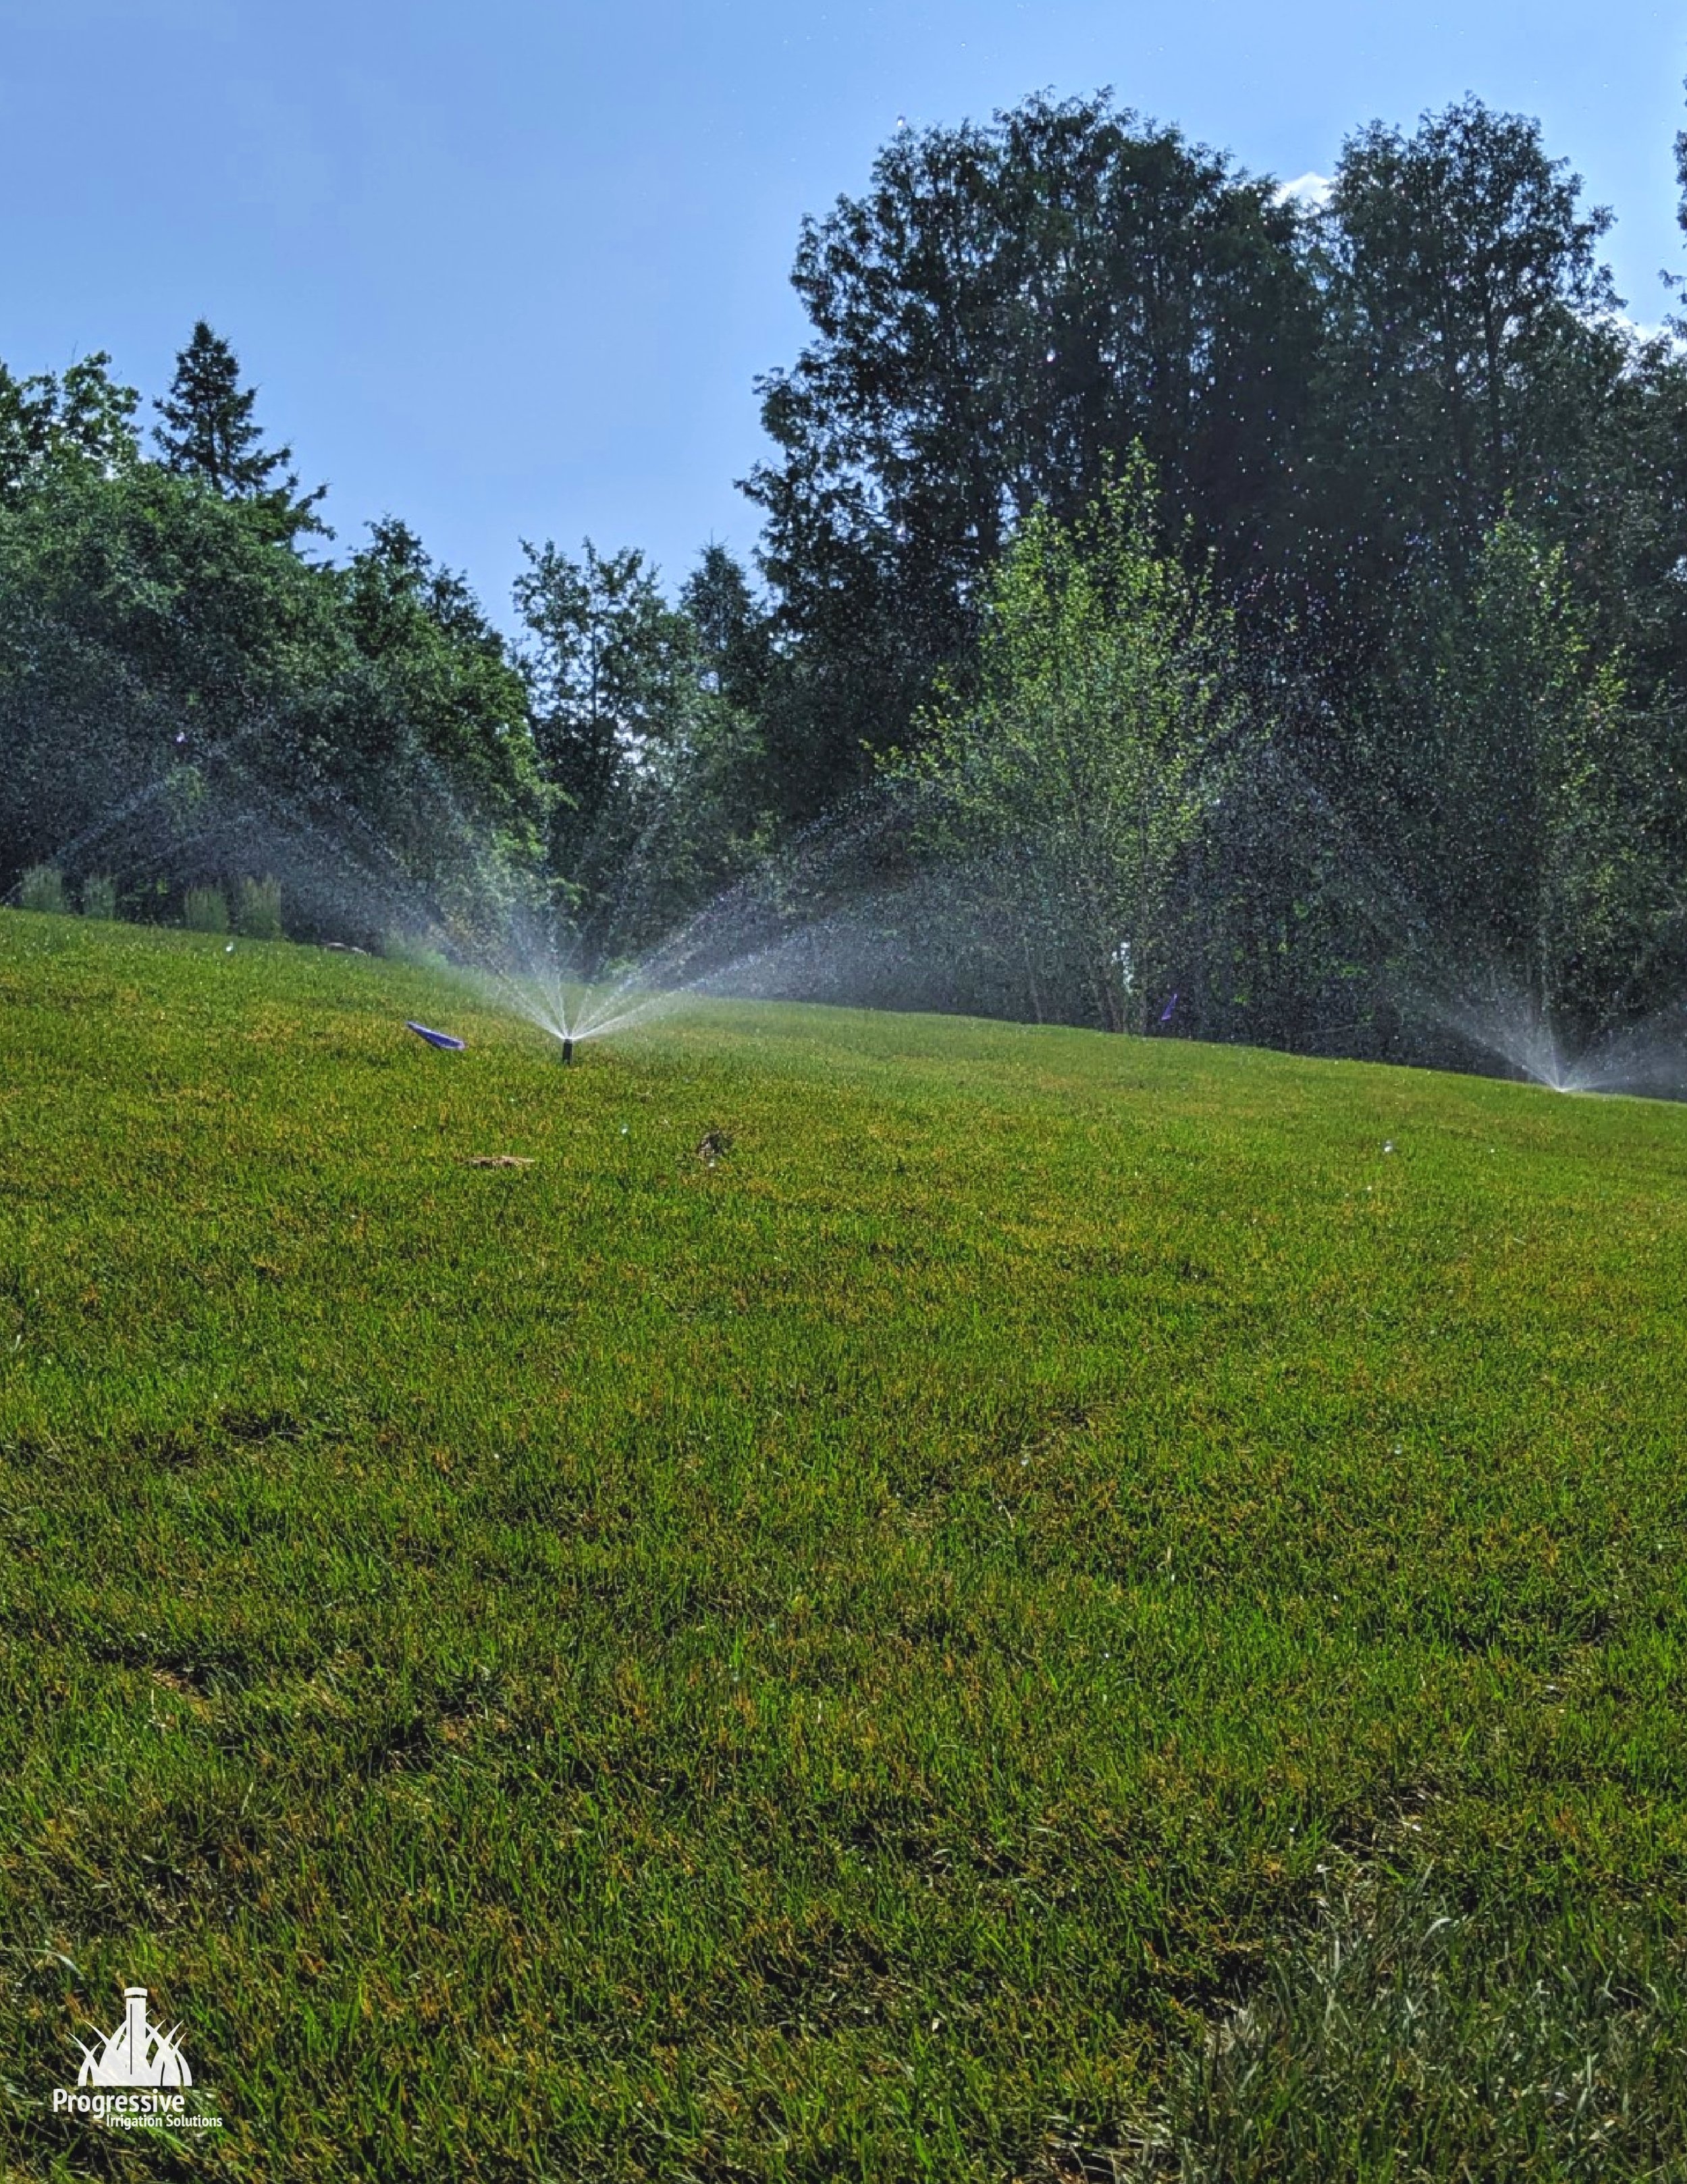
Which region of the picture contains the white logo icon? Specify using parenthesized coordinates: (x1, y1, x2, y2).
(76, 1988, 192, 2089)
(51, 1986, 222, 2132)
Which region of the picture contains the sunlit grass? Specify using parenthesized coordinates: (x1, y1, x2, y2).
(1, 911, 1685, 2179)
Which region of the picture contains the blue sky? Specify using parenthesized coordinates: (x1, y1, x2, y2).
(1, 1, 1682, 627)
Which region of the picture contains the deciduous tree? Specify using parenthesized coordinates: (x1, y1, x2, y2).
(889, 454, 1252, 1032)
(744, 92, 1317, 803)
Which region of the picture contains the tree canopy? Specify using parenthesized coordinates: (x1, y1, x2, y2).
(155, 321, 327, 542)
(4, 85, 1686, 1071)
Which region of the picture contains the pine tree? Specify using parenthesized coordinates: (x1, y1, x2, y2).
(153, 322, 325, 540)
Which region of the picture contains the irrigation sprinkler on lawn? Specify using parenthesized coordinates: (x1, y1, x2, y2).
(1435, 976, 1687, 1100)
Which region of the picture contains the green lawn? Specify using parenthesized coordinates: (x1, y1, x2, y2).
(2, 911, 1686, 2181)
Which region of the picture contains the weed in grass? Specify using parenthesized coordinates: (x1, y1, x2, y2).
(1126, 1861, 1687, 2181)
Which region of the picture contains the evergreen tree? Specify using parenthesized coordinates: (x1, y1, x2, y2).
(680, 543, 772, 711)
(153, 321, 325, 541)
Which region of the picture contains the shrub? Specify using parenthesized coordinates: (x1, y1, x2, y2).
(183, 885, 230, 934)
(17, 864, 67, 913)
(236, 875, 284, 940)
(80, 875, 118, 920)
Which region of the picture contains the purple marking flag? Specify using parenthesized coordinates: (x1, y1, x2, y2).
(405, 1020, 466, 1051)
(1159, 991, 1179, 1025)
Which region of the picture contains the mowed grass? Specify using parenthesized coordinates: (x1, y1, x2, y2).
(2, 913, 1687, 2181)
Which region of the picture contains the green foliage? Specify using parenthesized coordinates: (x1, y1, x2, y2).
(623, 545, 782, 927)
(514, 536, 703, 931)
(0, 351, 140, 510)
(0, 462, 545, 938)
(682, 542, 773, 715)
(14, 863, 65, 913)
(153, 320, 326, 543)
(1368, 516, 1659, 1033)
(893, 455, 1252, 1031)
(379, 926, 450, 971)
(234, 874, 283, 940)
(1309, 99, 1617, 586)
(745, 91, 1316, 801)
(182, 883, 228, 932)
(0, 459, 352, 874)
(341, 516, 549, 923)
(79, 874, 117, 920)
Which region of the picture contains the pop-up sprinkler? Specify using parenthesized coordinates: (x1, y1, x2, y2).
(562, 1037, 574, 1066)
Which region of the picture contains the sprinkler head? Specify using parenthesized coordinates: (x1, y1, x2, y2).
(562, 1037, 574, 1066)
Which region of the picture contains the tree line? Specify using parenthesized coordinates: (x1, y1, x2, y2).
(5, 88, 1687, 1065)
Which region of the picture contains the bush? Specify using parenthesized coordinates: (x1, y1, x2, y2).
(183, 885, 230, 934)
(17, 864, 67, 913)
(236, 875, 284, 940)
(80, 875, 118, 920)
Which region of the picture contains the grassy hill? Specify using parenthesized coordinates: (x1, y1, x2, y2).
(3, 912, 1686, 2180)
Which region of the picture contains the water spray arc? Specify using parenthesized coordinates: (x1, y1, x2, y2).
(24, 706, 1687, 1102)
(1435, 973, 1687, 1102)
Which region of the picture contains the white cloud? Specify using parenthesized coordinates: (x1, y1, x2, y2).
(1596, 309, 1684, 352)
(1274, 171, 1334, 213)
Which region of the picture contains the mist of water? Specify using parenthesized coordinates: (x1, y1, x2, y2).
(1437, 976, 1687, 1101)
(18, 720, 1687, 1102)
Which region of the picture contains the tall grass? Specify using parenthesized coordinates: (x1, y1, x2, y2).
(235, 874, 284, 940)
(380, 926, 450, 971)
(16, 863, 66, 913)
(182, 883, 230, 934)
(79, 874, 118, 921)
